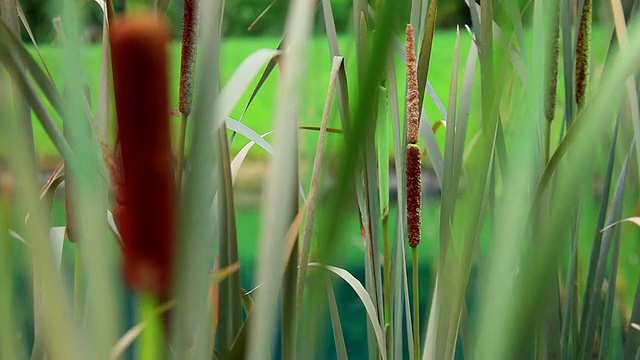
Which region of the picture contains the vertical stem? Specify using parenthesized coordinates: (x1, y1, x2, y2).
(382, 212, 392, 359)
(412, 247, 420, 358)
(176, 113, 188, 192)
(74, 245, 82, 320)
(139, 292, 163, 360)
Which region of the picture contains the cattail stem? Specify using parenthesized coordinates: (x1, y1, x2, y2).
(177, 113, 188, 191)
(138, 292, 163, 360)
(412, 247, 420, 358)
(74, 246, 82, 319)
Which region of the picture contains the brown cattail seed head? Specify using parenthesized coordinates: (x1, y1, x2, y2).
(575, 0, 592, 109)
(544, 1, 560, 122)
(406, 144, 422, 248)
(405, 24, 420, 145)
(110, 12, 175, 294)
(179, 0, 197, 115)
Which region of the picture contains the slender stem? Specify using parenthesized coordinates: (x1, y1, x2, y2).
(74, 244, 82, 320)
(382, 213, 392, 359)
(176, 113, 189, 192)
(138, 292, 163, 360)
(412, 246, 420, 359)
(544, 120, 551, 164)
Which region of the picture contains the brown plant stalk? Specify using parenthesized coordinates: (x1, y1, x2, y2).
(575, 0, 592, 109)
(110, 12, 175, 294)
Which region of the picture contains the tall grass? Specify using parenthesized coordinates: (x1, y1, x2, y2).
(4, 0, 640, 359)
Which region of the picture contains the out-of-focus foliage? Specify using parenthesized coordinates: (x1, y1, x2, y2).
(12, 0, 475, 41)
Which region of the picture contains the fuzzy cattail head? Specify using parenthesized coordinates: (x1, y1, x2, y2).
(406, 144, 422, 248)
(110, 12, 175, 294)
(179, 0, 198, 115)
(544, 1, 560, 122)
(405, 24, 420, 145)
(575, 0, 592, 109)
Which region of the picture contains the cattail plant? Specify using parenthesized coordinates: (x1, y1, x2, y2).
(575, 0, 592, 109)
(110, 12, 175, 295)
(543, 0, 561, 163)
(177, 0, 198, 189)
(405, 23, 422, 358)
(544, 0, 560, 123)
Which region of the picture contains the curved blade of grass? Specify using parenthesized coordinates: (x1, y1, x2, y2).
(230, 131, 274, 184)
(225, 117, 274, 154)
(216, 49, 280, 123)
(296, 56, 343, 316)
(310, 263, 388, 360)
(581, 141, 632, 358)
(217, 123, 243, 354)
(230, 41, 283, 146)
(416, 0, 437, 112)
(326, 278, 348, 360)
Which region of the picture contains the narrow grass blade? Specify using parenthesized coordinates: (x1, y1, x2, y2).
(581, 142, 632, 359)
(216, 123, 243, 355)
(231, 41, 283, 146)
(599, 205, 624, 360)
(320, 0, 350, 126)
(326, 278, 349, 360)
(579, 114, 620, 352)
(297, 56, 343, 315)
(625, 279, 640, 358)
(310, 264, 388, 360)
(16, 1, 55, 84)
(416, 0, 437, 111)
(452, 40, 478, 197)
